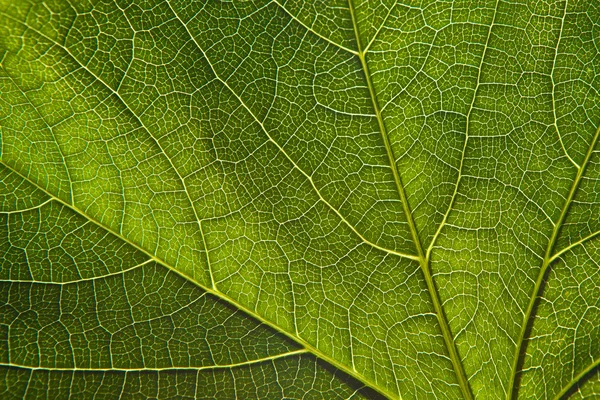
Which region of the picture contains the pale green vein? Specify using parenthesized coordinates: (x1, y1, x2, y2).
(549, 228, 600, 263)
(550, 0, 579, 169)
(0, 258, 153, 285)
(271, 0, 358, 55)
(0, 349, 310, 372)
(362, 2, 397, 55)
(120, 260, 145, 368)
(107, 3, 216, 290)
(508, 123, 600, 400)
(0, 161, 399, 400)
(427, 0, 501, 258)
(553, 358, 600, 400)
(347, 1, 473, 399)
(0, 198, 52, 214)
(165, 2, 419, 264)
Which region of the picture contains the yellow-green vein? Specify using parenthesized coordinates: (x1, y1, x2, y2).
(346, 1, 473, 399)
(508, 123, 600, 400)
(0, 160, 400, 400)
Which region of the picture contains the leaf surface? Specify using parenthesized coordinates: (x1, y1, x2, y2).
(1, 0, 599, 398)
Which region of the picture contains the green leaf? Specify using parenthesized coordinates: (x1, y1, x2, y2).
(1, 0, 599, 398)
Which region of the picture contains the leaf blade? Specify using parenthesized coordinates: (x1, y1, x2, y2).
(2, 0, 600, 398)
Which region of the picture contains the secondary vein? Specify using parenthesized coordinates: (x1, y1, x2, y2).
(2, 10, 412, 400)
(0, 349, 310, 372)
(0, 159, 400, 400)
(508, 123, 600, 399)
(552, 357, 600, 400)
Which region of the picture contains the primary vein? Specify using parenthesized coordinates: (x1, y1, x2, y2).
(346, 1, 473, 399)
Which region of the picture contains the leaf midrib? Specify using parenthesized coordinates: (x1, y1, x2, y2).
(346, 1, 474, 399)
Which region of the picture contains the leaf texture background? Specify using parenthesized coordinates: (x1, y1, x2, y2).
(0, 0, 599, 398)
